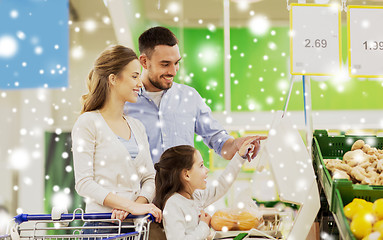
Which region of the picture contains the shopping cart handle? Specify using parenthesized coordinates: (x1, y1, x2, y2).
(144, 213, 155, 222)
(14, 212, 155, 224)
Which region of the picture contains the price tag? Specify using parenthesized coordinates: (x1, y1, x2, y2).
(290, 4, 342, 76)
(348, 6, 383, 78)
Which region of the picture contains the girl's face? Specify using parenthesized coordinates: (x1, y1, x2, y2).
(114, 59, 142, 103)
(187, 150, 209, 191)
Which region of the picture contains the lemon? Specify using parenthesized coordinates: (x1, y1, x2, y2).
(353, 209, 376, 223)
(344, 202, 357, 219)
(364, 202, 374, 212)
(354, 198, 368, 205)
(373, 220, 383, 235)
(351, 215, 373, 239)
(373, 199, 383, 220)
(361, 231, 382, 240)
(345, 199, 373, 220)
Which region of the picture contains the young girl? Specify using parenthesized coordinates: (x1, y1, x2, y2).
(153, 136, 265, 240)
(72, 45, 161, 233)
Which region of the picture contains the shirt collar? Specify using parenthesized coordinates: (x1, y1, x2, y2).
(140, 83, 174, 98)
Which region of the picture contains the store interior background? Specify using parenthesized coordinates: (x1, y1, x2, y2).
(1, 0, 383, 232)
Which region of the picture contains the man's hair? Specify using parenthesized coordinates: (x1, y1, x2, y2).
(138, 26, 178, 58)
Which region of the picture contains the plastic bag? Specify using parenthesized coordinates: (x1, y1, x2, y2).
(211, 189, 263, 231)
(211, 207, 263, 231)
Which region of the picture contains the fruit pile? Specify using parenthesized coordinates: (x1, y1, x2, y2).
(343, 198, 383, 239)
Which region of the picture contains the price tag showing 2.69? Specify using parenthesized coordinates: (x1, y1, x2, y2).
(290, 4, 342, 76)
(348, 6, 383, 78)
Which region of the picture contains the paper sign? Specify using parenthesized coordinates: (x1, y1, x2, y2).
(348, 6, 383, 78)
(290, 4, 342, 76)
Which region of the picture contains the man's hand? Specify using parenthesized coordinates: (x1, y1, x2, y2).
(221, 135, 267, 160)
(235, 135, 267, 161)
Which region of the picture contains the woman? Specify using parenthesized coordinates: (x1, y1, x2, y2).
(72, 45, 161, 234)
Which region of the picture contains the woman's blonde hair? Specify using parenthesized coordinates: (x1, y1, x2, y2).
(81, 45, 138, 113)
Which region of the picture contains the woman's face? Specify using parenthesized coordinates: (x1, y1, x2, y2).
(187, 150, 209, 191)
(115, 59, 142, 103)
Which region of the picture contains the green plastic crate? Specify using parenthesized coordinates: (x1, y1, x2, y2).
(332, 188, 356, 240)
(312, 129, 383, 211)
(332, 181, 383, 240)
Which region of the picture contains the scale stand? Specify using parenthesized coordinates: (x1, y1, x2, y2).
(256, 73, 320, 239)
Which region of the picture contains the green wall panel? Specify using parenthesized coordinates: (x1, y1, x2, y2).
(165, 26, 383, 112)
(44, 132, 83, 215)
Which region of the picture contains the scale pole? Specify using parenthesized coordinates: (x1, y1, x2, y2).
(302, 75, 313, 154)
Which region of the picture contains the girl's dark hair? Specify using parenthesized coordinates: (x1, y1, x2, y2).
(153, 145, 196, 210)
(138, 26, 178, 58)
(81, 45, 138, 113)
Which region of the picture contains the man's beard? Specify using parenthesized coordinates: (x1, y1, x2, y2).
(148, 75, 173, 91)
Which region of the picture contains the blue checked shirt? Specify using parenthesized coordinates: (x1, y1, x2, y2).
(124, 82, 233, 163)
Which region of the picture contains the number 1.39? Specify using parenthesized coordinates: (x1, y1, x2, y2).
(363, 41, 383, 50)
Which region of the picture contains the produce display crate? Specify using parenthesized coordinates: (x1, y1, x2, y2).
(332, 188, 357, 240)
(312, 129, 383, 211)
(332, 181, 383, 240)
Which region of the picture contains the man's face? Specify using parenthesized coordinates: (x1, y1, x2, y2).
(144, 44, 181, 91)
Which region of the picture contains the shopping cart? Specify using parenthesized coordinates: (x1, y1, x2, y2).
(0, 235, 11, 240)
(5, 208, 153, 240)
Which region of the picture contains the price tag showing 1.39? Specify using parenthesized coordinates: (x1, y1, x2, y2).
(290, 4, 342, 76)
(348, 6, 383, 78)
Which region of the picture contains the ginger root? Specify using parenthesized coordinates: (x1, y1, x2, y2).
(343, 149, 368, 167)
(332, 169, 350, 180)
(351, 140, 365, 151)
(350, 167, 371, 185)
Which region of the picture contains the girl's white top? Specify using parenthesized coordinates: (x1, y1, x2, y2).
(163, 152, 246, 240)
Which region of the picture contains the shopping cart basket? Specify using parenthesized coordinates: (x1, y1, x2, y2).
(0, 235, 11, 240)
(6, 208, 153, 240)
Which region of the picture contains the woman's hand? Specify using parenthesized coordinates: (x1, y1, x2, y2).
(238, 135, 267, 162)
(111, 208, 129, 221)
(103, 193, 162, 223)
(199, 210, 211, 226)
(128, 202, 162, 223)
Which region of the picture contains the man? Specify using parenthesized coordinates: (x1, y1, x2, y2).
(125, 26, 266, 163)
